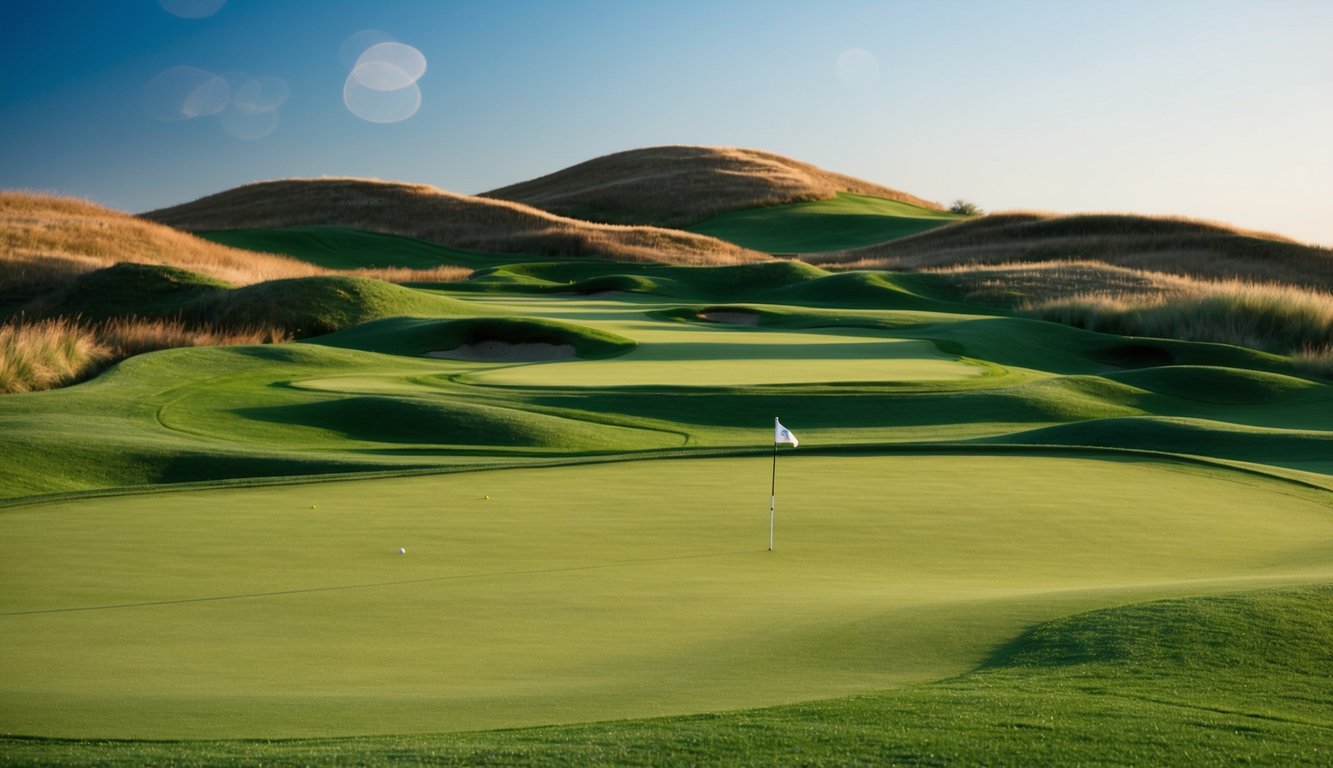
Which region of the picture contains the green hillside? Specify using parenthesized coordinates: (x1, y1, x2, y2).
(687, 193, 963, 253)
(199, 226, 529, 270)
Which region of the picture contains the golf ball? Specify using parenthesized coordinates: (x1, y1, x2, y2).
(398, 547, 406, 555)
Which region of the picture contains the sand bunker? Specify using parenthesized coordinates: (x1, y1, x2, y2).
(697, 311, 760, 326)
(426, 340, 577, 362)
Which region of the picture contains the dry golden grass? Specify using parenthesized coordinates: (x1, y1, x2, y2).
(814, 211, 1333, 290)
(928, 258, 1333, 372)
(483, 145, 945, 227)
(1026, 279, 1333, 355)
(142, 178, 769, 266)
(0, 316, 288, 394)
(0, 192, 323, 295)
(0, 192, 471, 306)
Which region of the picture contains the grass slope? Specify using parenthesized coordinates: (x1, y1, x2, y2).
(197, 226, 523, 271)
(142, 179, 768, 266)
(688, 193, 962, 253)
(9, 587, 1325, 765)
(819, 211, 1333, 289)
(482, 145, 944, 227)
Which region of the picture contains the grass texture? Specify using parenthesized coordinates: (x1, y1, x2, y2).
(688, 193, 961, 253)
(3, 456, 1329, 739)
(142, 178, 768, 266)
(5, 587, 1327, 765)
(482, 145, 944, 227)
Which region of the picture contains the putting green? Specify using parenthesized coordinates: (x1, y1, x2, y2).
(2, 453, 1329, 738)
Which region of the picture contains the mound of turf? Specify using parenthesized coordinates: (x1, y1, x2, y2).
(481, 145, 944, 227)
(239, 395, 659, 450)
(197, 227, 522, 270)
(759, 270, 969, 311)
(182, 276, 470, 337)
(1104, 365, 1321, 405)
(23, 263, 231, 320)
(311, 316, 636, 360)
(688, 193, 961, 253)
(1000, 415, 1333, 471)
(460, 260, 826, 300)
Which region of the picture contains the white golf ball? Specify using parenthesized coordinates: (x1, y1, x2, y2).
(398, 547, 406, 555)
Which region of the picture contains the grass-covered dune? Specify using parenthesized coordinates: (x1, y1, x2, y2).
(0, 192, 322, 310)
(819, 211, 1333, 289)
(142, 178, 768, 266)
(197, 226, 518, 271)
(688, 193, 962, 253)
(481, 145, 944, 227)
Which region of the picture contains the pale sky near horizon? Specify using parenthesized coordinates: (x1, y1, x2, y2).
(1, 0, 1330, 245)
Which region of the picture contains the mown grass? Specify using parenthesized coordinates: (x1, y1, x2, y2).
(4, 586, 1328, 765)
(142, 178, 769, 266)
(688, 193, 961, 253)
(198, 226, 517, 271)
(482, 145, 944, 227)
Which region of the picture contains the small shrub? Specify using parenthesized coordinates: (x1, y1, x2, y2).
(948, 199, 983, 216)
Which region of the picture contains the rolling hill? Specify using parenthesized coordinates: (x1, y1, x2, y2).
(142, 178, 768, 267)
(0, 192, 322, 308)
(815, 211, 1333, 289)
(483, 145, 946, 227)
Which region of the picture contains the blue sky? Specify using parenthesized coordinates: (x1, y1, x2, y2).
(1, 0, 1330, 244)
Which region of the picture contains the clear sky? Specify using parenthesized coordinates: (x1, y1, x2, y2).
(2, 0, 1330, 245)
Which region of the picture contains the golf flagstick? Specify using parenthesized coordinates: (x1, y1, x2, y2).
(771, 418, 798, 551)
(770, 438, 777, 551)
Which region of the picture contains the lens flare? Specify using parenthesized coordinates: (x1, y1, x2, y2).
(343, 77, 422, 124)
(340, 38, 427, 124)
(352, 42, 427, 90)
(219, 104, 279, 140)
(836, 48, 880, 89)
(340, 29, 397, 71)
(158, 0, 226, 19)
(233, 76, 290, 114)
(144, 66, 230, 121)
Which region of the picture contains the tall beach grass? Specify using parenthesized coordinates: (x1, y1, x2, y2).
(0, 317, 288, 394)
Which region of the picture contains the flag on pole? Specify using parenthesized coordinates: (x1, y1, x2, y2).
(775, 418, 798, 447)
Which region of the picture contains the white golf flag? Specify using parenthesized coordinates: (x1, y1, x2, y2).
(774, 418, 798, 447)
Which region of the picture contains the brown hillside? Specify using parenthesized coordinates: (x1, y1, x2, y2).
(0, 192, 330, 306)
(143, 179, 768, 266)
(812, 212, 1333, 290)
(482, 145, 944, 227)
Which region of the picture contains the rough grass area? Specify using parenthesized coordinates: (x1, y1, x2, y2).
(482, 145, 944, 227)
(142, 178, 769, 266)
(0, 194, 469, 312)
(815, 211, 1333, 290)
(1027, 280, 1333, 364)
(0, 317, 287, 394)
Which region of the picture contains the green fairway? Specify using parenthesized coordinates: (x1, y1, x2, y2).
(3, 454, 1329, 739)
(687, 193, 962, 253)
